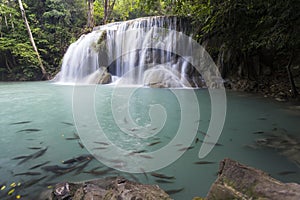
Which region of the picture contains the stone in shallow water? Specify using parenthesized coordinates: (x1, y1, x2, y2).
(42, 176, 171, 200)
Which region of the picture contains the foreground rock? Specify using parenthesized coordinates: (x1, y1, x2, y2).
(42, 176, 171, 200)
(207, 158, 300, 200)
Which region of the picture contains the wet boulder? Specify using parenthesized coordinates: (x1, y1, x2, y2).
(42, 176, 171, 200)
(207, 158, 300, 200)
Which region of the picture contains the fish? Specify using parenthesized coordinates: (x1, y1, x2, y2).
(165, 188, 184, 195)
(94, 141, 110, 145)
(14, 172, 41, 176)
(23, 176, 47, 188)
(128, 150, 147, 155)
(16, 128, 41, 133)
(139, 154, 153, 159)
(178, 146, 194, 151)
(29, 161, 51, 170)
(195, 138, 199, 144)
(42, 165, 78, 174)
(277, 171, 297, 175)
(198, 130, 209, 137)
(9, 121, 32, 125)
(140, 168, 148, 181)
(199, 140, 223, 146)
(16, 147, 48, 165)
(78, 140, 84, 149)
(61, 122, 74, 126)
(12, 155, 30, 160)
(253, 131, 264, 134)
(150, 172, 175, 180)
(32, 147, 48, 159)
(74, 160, 92, 175)
(148, 141, 161, 146)
(83, 168, 114, 175)
(257, 118, 267, 120)
(194, 161, 215, 165)
(65, 137, 79, 140)
(92, 147, 108, 150)
(62, 154, 93, 165)
(155, 179, 174, 184)
(27, 147, 42, 150)
(18, 156, 33, 165)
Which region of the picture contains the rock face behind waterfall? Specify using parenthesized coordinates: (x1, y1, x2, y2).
(55, 16, 208, 87)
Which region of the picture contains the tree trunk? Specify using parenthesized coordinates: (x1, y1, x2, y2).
(286, 53, 298, 98)
(103, 0, 108, 24)
(87, 0, 94, 28)
(103, 0, 116, 25)
(17, 0, 48, 80)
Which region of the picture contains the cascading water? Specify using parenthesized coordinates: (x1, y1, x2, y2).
(55, 16, 204, 87)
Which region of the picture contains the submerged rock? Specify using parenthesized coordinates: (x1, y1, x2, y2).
(42, 176, 171, 200)
(207, 158, 300, 200)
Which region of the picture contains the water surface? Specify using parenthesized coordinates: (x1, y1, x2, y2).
(0, 82, 299, 199)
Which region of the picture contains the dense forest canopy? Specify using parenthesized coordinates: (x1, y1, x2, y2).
(0, 0, 299, 92)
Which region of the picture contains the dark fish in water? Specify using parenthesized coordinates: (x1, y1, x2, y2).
(92, 147, 107, 150)
(257, 118, 267, 120)
(78, 140, 84, 149)
(83, 168, 114, 175)
(155, 179, 174, 184)
(42, 165, 78, 174)
(14, 172, 41, 176)
(62, 154, 93, 165)
(194, 161, 215, 165)
(199, 140, 223, 146)
(29, 161, 51, 170)
(27, 146, 42, 150)
(198, 130, 209, 137)
(175, 144, 183, 146)
(165, 188, 184, 195)
(148, 141, 161, 146)
(12, 155, 30, 160)
(65, 137, 79, 140)
(74, 160, 92, 175)
(253, 131, 264, 134)
(61, 122, 74, 126)
(89, 166, 103, 171)
(16, 147, 48, 164)
(128, 150, 147, 155)
(23, 176, 47, 188)
(18, 156, 33, 165)
(17, 128, 41, 133)
(94, 141, 109, 145)
(140, 168, 148, 181)
(32, 147, 48, 159)
(195, 138, 199, 144)
(9, 121, 32, 125)
(277, 171, 297, 175)
(150, 172, 175, 180)
(178, 146, 194, 151)
(139, 154, 153, 159)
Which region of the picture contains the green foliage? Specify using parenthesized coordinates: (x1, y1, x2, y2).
(0, 0, 298, 81)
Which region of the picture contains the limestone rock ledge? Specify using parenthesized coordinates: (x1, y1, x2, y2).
(206, 158, 300, 200)
(41, 176, 171, 200)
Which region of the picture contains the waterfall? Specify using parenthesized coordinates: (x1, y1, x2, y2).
(55, 16, 204, 87)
